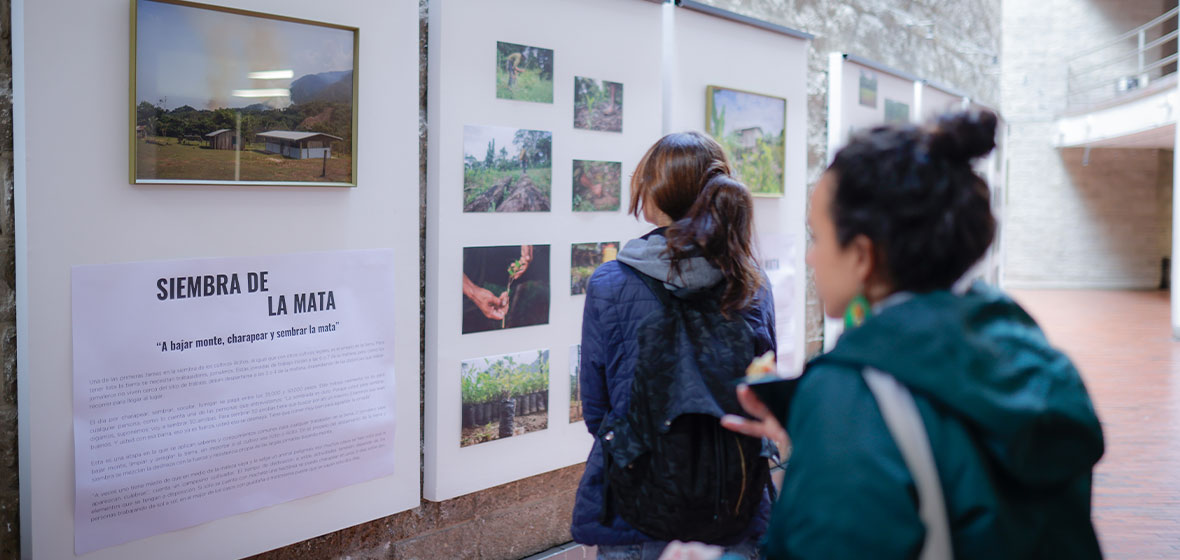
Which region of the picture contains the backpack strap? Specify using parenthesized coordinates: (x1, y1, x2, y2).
(617, 262, 675, 307)
(861, 367, 953, 560)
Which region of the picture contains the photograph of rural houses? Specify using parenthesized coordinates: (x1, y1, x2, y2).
(706, 86, 787, 196)
(133, 0, 356, 184)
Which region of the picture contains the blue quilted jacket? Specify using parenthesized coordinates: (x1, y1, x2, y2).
(570, 238, 777, 546)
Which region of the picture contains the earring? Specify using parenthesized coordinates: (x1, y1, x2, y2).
(844, 292, 871, 329)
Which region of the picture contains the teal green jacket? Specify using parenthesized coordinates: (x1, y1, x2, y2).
(762, 285, 1104, 559)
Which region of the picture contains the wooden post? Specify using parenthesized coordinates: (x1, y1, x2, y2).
(321, 147, 328, 177)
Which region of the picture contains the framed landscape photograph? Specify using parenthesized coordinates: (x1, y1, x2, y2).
(705, 86, 787, 197)
(131, 0, 358, 186)
(859, 70, 878, 108)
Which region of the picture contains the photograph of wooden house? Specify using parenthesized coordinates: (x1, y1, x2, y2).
(706, 85, 787, 196)
(132, 0, 357, 185)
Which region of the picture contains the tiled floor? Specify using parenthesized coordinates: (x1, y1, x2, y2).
(1012, 290, 1180, 559)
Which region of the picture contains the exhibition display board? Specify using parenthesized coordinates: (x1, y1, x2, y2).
(824, 53, 998, 350)
(424, 0, 664, 501)
(15, 0, 422, 557)
(425, 0, 813, 500)
(668, 2, 811, 375)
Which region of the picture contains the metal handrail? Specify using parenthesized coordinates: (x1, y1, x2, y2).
(1066, 8, 1180, 109)
(1066, 7, 1179, 62)
(1070, 30, 1180, 77)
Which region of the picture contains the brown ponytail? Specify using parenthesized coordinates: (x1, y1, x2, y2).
(630, 132, 762, 314)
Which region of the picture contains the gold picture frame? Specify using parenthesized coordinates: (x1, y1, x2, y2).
(130, 0, 359, 186)
(705, 85, 787, 198)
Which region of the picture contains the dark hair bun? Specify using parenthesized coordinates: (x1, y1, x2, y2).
(928, 109, 997, 162)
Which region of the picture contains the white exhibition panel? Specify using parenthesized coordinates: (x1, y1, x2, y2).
(425, 0, 662, 501)
(920, 85, 968, 124)
(840, 58, 918, 142)
(666, 6, 810, 374)
(14, 0, 421, 558)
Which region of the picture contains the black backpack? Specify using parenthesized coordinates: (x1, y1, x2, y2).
(596, 264, 769, 543)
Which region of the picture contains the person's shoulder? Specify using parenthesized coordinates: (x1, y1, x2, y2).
(587, 260, 630, 290)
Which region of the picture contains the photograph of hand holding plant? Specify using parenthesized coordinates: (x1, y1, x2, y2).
(460, 349, 550, 447)
(462, 245, 550, 334)
(463, 125, 552, 212)
(705, 86, 787, 197)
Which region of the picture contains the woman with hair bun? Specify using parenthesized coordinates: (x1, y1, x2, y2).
(571, 132, 777, 560)
(668, 110, 1104, 560)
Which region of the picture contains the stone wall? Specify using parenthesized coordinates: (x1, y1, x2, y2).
(693, 0, 1002, 354)
(0, 0, 17, 556)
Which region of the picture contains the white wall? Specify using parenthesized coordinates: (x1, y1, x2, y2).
(14, 0, 422, 558)
(1003, 0, 1173, 289)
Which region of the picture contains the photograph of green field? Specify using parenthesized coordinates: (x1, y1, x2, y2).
(706, 86, 787, 197)
(463, 125, 552, 212)
(569, 344, 583, 423)
(496, 41, 554, 103)
(885, 99, 911, 124)
(574, 77, 622, 132)
(133, 0, 355, 184)
(460, 349, 550, 447)
(572, 160, 621, 212)
(859, 70, 878, 108)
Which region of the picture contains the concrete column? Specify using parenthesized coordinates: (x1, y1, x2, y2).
(1173, 78, 1180, 338)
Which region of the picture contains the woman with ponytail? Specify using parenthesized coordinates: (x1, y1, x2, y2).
(668, 110, 1104, 560)
(570, 132, 776, 559)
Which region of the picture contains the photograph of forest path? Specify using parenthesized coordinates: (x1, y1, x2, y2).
(134, 0, 354, 183)
(463, 125, 552, 212)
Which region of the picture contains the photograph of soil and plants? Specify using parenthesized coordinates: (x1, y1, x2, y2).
(460, 349, 550, 447)
(573, 76, 622, 132)
(885, 99, 911, 124)
(572, 160, 621, 212)
(570, 242, 618, 295)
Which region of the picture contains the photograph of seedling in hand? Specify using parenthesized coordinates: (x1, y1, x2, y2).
(462, 245, 550, 334)
(460, 349, 550, 447)
(496, 41, 554, 103)
(574, 76, 622, 132)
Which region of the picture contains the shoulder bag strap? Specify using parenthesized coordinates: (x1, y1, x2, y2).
(862, 367, 953, 560)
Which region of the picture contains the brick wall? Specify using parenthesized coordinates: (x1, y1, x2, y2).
(1002, 0, 1173, 289)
